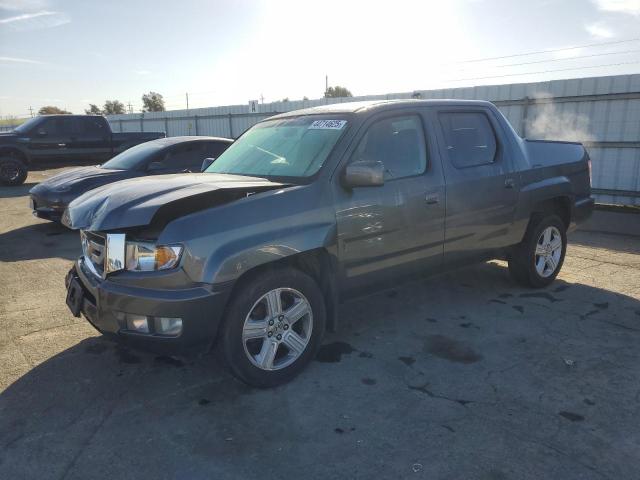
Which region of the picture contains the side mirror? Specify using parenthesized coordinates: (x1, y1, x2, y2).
(37, 129, 47, 137)
(343, 160, 385, 188)
(201, 157, 215, 172)
(147, 161, 164, 172)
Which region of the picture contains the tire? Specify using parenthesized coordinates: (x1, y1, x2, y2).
(219, 267, 326, 388)
(508, 214, 567, 288)
(0, 156, 28, 186)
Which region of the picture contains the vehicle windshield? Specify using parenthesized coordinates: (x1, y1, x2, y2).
(101, 141, 165, 170)
(205, 116, 349, 180)
(13, 117, 43, 133)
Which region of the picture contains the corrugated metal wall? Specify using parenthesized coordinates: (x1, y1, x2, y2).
(107, 74, 640, 206)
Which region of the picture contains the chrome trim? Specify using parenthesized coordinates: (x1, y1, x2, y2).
(105, 233, 126, 276)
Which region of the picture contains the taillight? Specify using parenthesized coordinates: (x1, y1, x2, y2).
(588, 158, 592, 187)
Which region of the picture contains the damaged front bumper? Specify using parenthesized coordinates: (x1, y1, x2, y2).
(65, 257, 232, 355)
(30, 193, 68, 222)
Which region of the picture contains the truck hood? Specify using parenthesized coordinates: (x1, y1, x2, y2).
(0, 132, 17, 143)
(64, 173, 286, 231)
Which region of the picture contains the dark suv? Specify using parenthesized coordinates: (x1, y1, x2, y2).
(64, 100, 593, 387)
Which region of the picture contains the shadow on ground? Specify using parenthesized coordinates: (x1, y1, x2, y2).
(0, 182, 38, 199)
(1, 262, 639, 480)
(0, 221, 78, 262)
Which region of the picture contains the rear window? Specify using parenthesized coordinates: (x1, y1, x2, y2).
(439, 112, 497, 168)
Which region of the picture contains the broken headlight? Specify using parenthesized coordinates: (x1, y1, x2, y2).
(125, 241, 183, 272)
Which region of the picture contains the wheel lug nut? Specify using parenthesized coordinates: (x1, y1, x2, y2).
(283, 324, 289, 330)
(278, 315, 284, 321)
(268, 332, 273, 337)
(276, 334, 282, 340)
(268, 319, 274, 326)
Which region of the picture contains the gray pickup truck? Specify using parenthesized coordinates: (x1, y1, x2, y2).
(63, 100, 593, 387)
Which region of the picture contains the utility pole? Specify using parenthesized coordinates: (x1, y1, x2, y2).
(325, 75, 329, 104)
(28, 106, 34, 117)
(186, 92, 189, 111)
(260, 93, 264, 104)
(127, 101, 133, 114)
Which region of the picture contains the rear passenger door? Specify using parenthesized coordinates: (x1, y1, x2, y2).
(433, 107, 519, 264)
(334, 111, 446, 294)
(70, 117, 112, 162)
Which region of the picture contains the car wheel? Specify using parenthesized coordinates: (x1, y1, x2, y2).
(0, 156, 28, 186)
(219, 267, 326, 387)
(508, 214, 567, 288)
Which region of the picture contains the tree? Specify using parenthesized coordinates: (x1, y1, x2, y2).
(324, 86, 352, 98)
(141, 91, 165, 112)
(85, 104, 102, 115)
(103, 100, 125, 115)
(38, 106, 71, 115)
(303, 96, 309, 101)
(281, 97, 290, 102)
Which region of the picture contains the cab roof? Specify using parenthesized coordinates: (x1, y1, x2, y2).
(269, 99, 495, 119)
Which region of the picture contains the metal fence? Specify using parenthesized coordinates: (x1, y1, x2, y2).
(5, 74, 639, 204)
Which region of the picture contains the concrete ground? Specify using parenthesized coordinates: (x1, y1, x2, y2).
(1, 168, 639, 480)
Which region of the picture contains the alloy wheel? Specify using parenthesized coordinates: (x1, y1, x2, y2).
(242, 287, 313, 371)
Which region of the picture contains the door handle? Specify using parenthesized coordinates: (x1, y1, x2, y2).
(57, 143, 66, 147)
(504, 178, 515, 189)
(425, 193, 439, 205)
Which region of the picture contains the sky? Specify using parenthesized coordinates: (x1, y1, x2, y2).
(0, 0, 640, 117)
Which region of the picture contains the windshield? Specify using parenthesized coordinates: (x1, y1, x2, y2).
(13, 117, 43, 133)
(101, 141, 165, 170)
(205, 116, 349, 180)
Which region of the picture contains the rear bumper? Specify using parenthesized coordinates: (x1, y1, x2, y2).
(570, 196, 595, 231)
(66, 257, 231, 355)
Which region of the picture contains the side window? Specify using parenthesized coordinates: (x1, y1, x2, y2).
(159, 143, 205, 170)
(203, 141, 230, 159)
(39, 117, 75, 136)
(351, 115, 427, 180)
(79, 117, 106, 135)
(439, 112, 497, 168)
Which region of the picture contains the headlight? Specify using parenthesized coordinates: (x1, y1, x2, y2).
(104, 233, 183, 274)
(125, 241, 183, 272)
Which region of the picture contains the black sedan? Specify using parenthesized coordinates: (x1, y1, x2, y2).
(29, 136, 232, 222)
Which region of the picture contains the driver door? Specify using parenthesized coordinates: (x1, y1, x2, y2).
(27, 117, 75, 162)
(146, 142, 207, 174)
(333, 111, 445, 295)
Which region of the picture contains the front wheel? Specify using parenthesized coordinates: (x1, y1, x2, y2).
(508, 214, 567, 288)
(219, 267, 326, 387)
(0, 156, 28, 186)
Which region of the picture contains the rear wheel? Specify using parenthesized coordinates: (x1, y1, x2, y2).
(508, 214, 567, 288)
(219, 267, 326, 387)
(0, 156, 28, 186)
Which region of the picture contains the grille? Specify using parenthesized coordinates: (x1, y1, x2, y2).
(81, 230, 105, 277)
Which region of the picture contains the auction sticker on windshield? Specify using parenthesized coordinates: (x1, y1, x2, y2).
(308, 120, 347, 129)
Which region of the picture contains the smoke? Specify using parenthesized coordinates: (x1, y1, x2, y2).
(526, 93, 594, 143)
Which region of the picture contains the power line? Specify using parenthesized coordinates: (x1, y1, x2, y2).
(494, 48, 640, 69)
(452, 37, 640, 64)
(447, 59, 640, 82)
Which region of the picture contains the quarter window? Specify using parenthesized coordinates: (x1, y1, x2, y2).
(351, 115, 427, 180)
(439, 112, 497, 168)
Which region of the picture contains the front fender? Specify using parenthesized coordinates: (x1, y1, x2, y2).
(203, 221, 336, 285)
(157, 182, 337, 286)
(0, 145, 31, 164)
